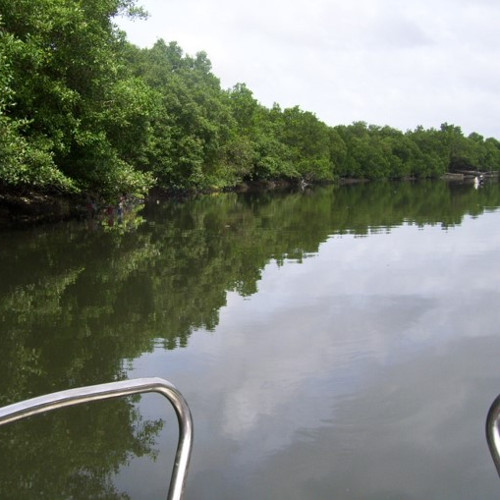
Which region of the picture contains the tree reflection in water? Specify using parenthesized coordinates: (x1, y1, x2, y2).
(0, 180, 499, 497)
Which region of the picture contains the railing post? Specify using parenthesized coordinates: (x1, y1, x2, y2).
(486, 393, 500, 477)
(0, 377, 193, 500)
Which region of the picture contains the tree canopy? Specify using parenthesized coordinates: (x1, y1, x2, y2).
(1, 0, 499, 200)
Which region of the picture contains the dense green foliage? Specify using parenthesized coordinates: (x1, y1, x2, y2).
(1, 0, 500, 198)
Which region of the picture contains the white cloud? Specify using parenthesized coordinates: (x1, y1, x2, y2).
(117, 0, 500, 137)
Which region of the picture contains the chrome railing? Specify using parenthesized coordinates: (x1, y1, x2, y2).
(487, 393, 500, 476)
(0, 377, 193, 500)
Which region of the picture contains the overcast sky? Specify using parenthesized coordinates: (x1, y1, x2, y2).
(117, 0, 500, 138)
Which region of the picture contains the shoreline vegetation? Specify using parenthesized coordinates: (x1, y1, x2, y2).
(2, 0, 500, 226)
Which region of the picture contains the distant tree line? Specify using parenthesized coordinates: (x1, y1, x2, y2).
(1, 0, 500, 200)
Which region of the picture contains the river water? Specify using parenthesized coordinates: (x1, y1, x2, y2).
(0, 181, 499, 499)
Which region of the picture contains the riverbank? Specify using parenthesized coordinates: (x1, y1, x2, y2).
(0, 185, 148, 229)
(0, 178, 314, 228)
(0, 185, 85, 228)
(1, 174, 496, 229)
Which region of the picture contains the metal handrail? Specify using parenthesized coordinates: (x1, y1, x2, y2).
(487, 393, 500, 477)
(0, 377, 193, 500)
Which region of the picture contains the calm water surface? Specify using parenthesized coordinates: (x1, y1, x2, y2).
(1, 181, 500, 499)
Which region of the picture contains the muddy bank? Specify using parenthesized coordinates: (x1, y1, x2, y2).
(0, 185, 148, 229)
(0, 185, 87, 228)
(0, 176, 445, 229)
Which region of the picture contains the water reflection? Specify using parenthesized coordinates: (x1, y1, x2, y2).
(0, 400, 163, 499)
(127, 212, 500, 499)
(1, 180, 500, 498)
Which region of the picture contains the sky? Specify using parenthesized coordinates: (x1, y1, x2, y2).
(117, 0, 500, 139)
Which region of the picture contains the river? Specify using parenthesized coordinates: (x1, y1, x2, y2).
(0, 180, 499, 499)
